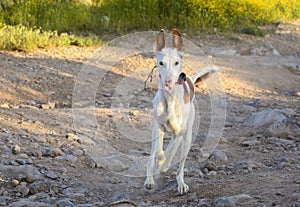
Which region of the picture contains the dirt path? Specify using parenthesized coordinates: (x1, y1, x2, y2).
(0, 22, 299, 207)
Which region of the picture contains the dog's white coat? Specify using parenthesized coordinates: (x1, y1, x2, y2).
(144, 29, 218, 194)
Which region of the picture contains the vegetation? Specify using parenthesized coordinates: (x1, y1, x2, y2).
(0, 0, 299, 52)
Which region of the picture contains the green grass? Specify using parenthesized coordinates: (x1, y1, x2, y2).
(0, 24, 103, 52)
(0, 0, 299, 52)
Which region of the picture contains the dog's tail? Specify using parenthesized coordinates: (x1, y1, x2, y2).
(192, 66, 222, 86)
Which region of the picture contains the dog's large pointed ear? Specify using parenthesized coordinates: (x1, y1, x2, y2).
(172, 29, 184, 52)
(155, 29, 165, 52)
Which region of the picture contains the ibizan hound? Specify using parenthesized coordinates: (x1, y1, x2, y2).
(144, 29, 219, 194)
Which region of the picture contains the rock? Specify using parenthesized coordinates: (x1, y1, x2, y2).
(109, 193, 137, 206)
(41, 101, 55, 109)
(284, 62, 300, 74)
(29, 181, 49, 195)
(18, 153, 29, 159)
(11, 179, 20, 187)
(240, 140, 260, 147)
(250, 44, 280, 56)
(244, 109, 286, 128)
(54, 154, 78, 163)
(45, 171, 58, 180)
(207, 171, 217, 177)
(19, 104, 39, 110)
(78, 202, 105, 207)
(268, 118, 300, 137)
(71, 149, 84, 156)
(12, 145, 21, 154)
(0, 165, 42, 183)
(244, 99, 261, 107)
(66, 133, 79, 140)
(28, 192, 50, 201)
(0, 103, 10, 108)
(45, 148, 64, 158)
(55, 198, 76, 207)
(28, 100, 37, 106)
(214, 194, 252, 207)
(237, 105, 257, 114)
(209, 47, 239, 57)
(14, 182, 30, 196)
(196, 199, 211, 207)
(211, 150, 228, 161)
(8, 200, 50, 207)
(204, 161, 218, 171)
(130, 110, 140, 116)
(280, 108, 296, 117)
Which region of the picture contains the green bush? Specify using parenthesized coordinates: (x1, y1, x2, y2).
(0, 24, 103, 52)
(1, 0, 299, 36)
(0, 0, 299, 52)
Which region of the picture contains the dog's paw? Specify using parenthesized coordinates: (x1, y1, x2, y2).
(144, 178, 154, 190)
(178, 182, 189, 194)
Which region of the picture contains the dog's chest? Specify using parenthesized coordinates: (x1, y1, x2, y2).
(154, 93, 190, 134)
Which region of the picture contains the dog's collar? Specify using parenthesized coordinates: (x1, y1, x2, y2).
(175, 72, 186, 85)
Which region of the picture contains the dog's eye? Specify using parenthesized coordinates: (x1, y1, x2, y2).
(175, 61, 179, 66)
(159, 61, 164, 66)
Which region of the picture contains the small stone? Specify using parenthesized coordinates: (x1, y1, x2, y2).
(130, 110, 140, 116)
(12, 145, 21, 154)
(211, 150, 228, 161)
(207, 171, 217, 177)
(56, 199, 76, 207)
(54, 154, 78, 163)
(196, 199, 211, 207)
(202, 168, 209, 174)
(209, 47, 239, 57)
(45, 171, 58, 180)
(15, 159, 27, 165)
(284, 62, 300, 74)
(29, 181, 49, 195)
(28, 100, 36, 106)
(66, 133, 79, 141)
(0, 165, 42, 183)
(8, 200, 51, 207)
(240, 140, 259, 147)
(41, 102, 55, 109)
(14, 182, 30, 196)
(71, 149, 84, 156)
(204, 161, 218, 171)
(110, 177, 121, 184)
(237, 105, 257, 113)
(214, 194, 252, 207)
(45, 148, 64, 158)
(18, 153, 29, 159)
(103, 93, 112, 97)
(0, 103, 10, 108)
(244, 109, 286, 128)
(11, 179, 19, 187)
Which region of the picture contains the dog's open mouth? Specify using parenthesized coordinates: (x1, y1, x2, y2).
(165, 84, 173, 93)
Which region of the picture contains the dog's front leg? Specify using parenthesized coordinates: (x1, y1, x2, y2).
(176, 110, 194, 194)
(160, 135, 182, 173)
(145, 120, 165, 189)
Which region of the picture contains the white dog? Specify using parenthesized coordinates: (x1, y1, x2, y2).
(144, 29, 219, 194)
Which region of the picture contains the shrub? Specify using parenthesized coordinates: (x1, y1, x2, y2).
(0, 24, 103, 52)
